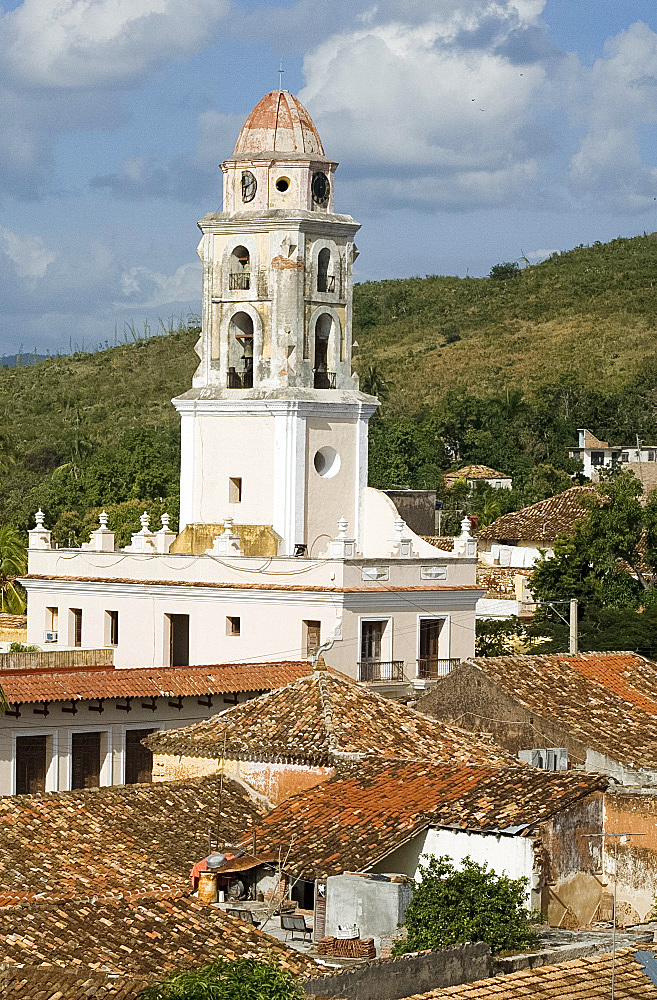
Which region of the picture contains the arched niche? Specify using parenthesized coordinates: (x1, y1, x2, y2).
(309, 307, 342, 388)
(220, 303, 263, 388)
(310, 239, 338, 297)
(221, 236, 258, 298)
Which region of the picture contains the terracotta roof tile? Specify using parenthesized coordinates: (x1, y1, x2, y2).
(145, 670, 517, 767)
(0, 660, 311, 705)
(0, 893, 319, 981)
(401, 948, 657, 998)
(0, 775, 265, 904)
(0, 965, 149, 1000)
(423, 652, 657, 770)
(445, 466, 509, 481)
(478, 487, 597, 542)
(237, 760, 606, 879)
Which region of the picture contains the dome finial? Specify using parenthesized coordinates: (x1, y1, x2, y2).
(278, 58, 284, 90)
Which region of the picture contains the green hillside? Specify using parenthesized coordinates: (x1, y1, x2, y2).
(354, 233, 657, 409)
(2, 233, 657, 540)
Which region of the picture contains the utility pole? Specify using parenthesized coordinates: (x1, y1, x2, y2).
(584, 830, 645, 1000)
(569, 598, 578, 654)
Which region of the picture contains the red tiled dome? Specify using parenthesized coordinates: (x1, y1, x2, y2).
(233, 90, 325, 156)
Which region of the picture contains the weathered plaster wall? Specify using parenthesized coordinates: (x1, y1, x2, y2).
(303, 942, 493, 1000)
(541, 792, 605, 929)
(418, 663, 589, 764)
(604, 786, 657, 925)
(152, 752, 331, 804)
(325, 874, 413, 952)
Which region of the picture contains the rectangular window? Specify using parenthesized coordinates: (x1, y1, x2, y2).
(418, 618, 445, 678)
(649, 450, 656, 462)
(360, 620, 386, 662)
(167, 613, 189, 666)
(621, 451, 629, 462)
(71, 732, 101, 789)
(303, 620, 321, 658)
(226, 615, 241, 636)
(45, 607, 58, 642)
(105, 610, 119, 646)
(70, 608, 82, 647)
(590, 451, 604, 466)
(229, 477, 242, 503)
(15, 735, 47, 795)
(125, 729, 154, 785)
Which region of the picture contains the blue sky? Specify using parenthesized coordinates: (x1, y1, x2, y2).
(1, 0, 657, 354)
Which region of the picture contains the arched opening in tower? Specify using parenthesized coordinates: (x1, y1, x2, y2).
(317, 248, 331, 293)
(229, 245, 251, 291)
(313, 313, 335, 389)
(227, 311, 254, 388)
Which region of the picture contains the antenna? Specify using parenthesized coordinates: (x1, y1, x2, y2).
(278, 58, 284, 89)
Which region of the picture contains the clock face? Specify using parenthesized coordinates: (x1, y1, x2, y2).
(312, 171, 330, 205)
(241, 171, 257, 203)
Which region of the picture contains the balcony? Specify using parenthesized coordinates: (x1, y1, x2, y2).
(229, 272, 250, 291)
(416, 657, 461, 679)
(358, 660, 405, 683)
(227, 369, 253, 389)
(313, 369, 336, 389)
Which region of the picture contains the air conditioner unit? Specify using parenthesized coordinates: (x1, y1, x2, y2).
(45, 631, 58, 643)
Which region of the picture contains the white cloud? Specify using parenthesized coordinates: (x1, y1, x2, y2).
(117, 261, 201, 308)
(0, 225, 56, 282)
(2, 0, 230, 88)
(294, 4, 657, 214)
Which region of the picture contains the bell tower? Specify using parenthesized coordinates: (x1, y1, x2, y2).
(173, 90, 378, 555)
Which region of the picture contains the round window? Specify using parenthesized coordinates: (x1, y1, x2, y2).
(313, 446, 341, 479)
(275, 177, 290, 192)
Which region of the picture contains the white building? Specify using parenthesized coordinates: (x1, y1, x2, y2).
(22, 90, 482, 690)
(570, 428, 657, 480)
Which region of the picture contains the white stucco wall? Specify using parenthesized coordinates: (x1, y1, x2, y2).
(370, 827, 536, 905)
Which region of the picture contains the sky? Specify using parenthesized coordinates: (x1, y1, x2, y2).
(1, 0, 657, 355)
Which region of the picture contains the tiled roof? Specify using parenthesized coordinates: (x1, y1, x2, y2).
(445, 465, 509, 481)
(422, 536, 456, 551)
(0, 774, 265, 905)
(478, 486, 597, 542)
(401, 948, 657, 998)
(0, 893, 319, 980)
(144, 669, 517, 767)
(424, 652, 657, 770)
(236, 760, 607, 879)
(0, 964, 148, 999)
(24, 573, 479, 593)
(0, 660, 311, 705)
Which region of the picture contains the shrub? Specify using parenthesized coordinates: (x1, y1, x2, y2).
(489, 261, 520, 280)
(393, 855, 538, 956)
(139, 958, 305, 1000)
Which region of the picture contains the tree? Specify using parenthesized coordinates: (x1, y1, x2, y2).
(360, 364, 390, 402)
(0, 526, 27, 613)
(393, 856, 538, 956)
(489, 261, 520, 280)
(139, 958, 304, 1000)
(528, 471, 657, 653)
(476, 617, 527, 656)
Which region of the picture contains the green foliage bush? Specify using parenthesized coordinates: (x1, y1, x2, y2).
(393, 856, 538, 956)
(139, 958, 304, 1000)
(489, 261, 520, 280)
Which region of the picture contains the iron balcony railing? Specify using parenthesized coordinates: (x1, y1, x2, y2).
(416, 657, 461, 679)
(227, 369, 253, 389)
(229, 272, 250, 291)
(358, 660, 405, 683)
(313, 370, 336, 389)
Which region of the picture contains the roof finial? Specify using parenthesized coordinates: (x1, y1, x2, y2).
(278, 58, 284, 90)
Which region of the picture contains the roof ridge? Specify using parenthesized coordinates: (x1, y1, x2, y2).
(317, 670, 339, 754)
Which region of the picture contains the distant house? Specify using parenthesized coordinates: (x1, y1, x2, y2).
(0, 652, 310, 795)
(570, 428, 657, 480)
(477, 485, 597, 568)
(144, 666, 516, 803)
(236, 758, 608, 932)
(417, 650, 657, 924)
(444, 465, 512, 490)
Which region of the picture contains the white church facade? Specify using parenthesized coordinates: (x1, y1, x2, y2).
(23, 90, 482, 691)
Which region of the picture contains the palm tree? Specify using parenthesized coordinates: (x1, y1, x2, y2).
(360, 364, 390, 402)
(0, 526, 27, 614)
